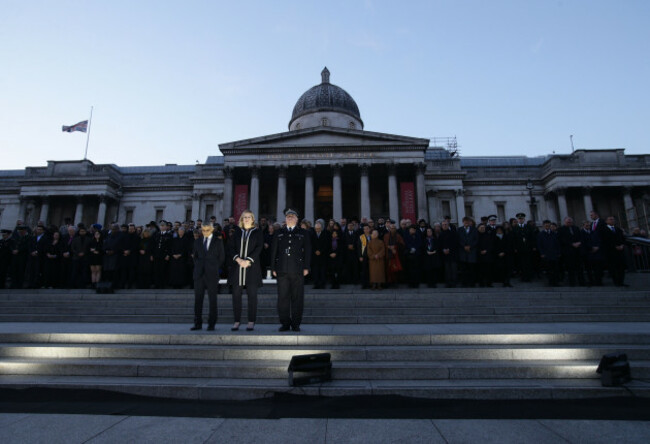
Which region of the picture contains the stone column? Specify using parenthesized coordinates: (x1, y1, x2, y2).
(388, 164, 399, 223)
(18, 196, 27, 222)
(582, 186, 593, 223)
(39, 197, 50, 225)
(623, 187, 637, 229)
(360, 163, 371, 219)
(191, 192, 201, 221)
(222, 167, 233, 219)
(454, 189, 465, 223)
(249, 167, 260, 217)
(544, 192, 558, 223)
(74, 197, 84, 226)
(426, 189, 437, 223)
(276, 166, 287, 222)
(215, 192, 224, 224)
(556, 188, 569, 222)
(96, 195, 107, 226)
(332, 164, 342, 222)
(416, 163, 427, 221)
(304, 165, 314, 222)
(623, 187, 635, 210)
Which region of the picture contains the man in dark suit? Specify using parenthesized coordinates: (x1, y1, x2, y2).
(537, 220, 561, 286)
(341, 221, 359, 284)
(152, 220, 173, 289)
(310, 219, 330, 289)
(192, 223, 225, 331)
(271, 208, 311, 332)
(0, 229, 15, 289)
(558, 217, 585, 286)
(457, 217, 478, 287)
(601, 216, 627, 287)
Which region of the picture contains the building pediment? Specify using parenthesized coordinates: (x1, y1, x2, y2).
(219, 127, 429, 155)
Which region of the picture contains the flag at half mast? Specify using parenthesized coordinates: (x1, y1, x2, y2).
(62, 120, 88, 133)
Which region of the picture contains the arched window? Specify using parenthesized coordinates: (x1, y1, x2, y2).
(349, 121, 356, 129)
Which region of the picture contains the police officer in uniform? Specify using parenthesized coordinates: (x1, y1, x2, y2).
(512, 212, 536, 282)
(486, 215, 499, 234)
(270, 208, 311, 332)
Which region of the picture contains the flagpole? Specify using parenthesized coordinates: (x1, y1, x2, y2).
(84, 106, 93, 160)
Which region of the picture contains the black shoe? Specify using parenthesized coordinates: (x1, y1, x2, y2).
(231, 322, 240, 331)
(291, 326, 301, 332)
(207, 325, 215, 331)
(279, 325, 290, 332)
(246, 322, 255, 331)
(190, 325, 202, 331)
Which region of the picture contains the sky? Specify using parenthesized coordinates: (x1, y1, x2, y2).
(1, 0, 649, 170)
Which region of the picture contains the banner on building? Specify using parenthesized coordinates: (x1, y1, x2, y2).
(400, 182, 416, 222)
(233, 185, 249, 222)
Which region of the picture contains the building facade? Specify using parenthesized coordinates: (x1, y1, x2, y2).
(1, 68, 649, 231)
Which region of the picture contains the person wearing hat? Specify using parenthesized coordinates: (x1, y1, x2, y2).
(270, 208, 311, 332)
(512, 212, 537, 282)
(0, 229, 15, 288)
(486, 215, 498, 234)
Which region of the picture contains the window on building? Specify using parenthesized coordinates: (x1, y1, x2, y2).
(205, 204, 214, 219)
(464, 203, 474, 219)
(155, 209, 164, 222)
(441, 200, 451, 220)
(185, 208, 192, 223)
(349, 121, 356, 129)
(321, 118, 329, 127)
(125, 209, 134, 224)
(496, 204, 506, 222)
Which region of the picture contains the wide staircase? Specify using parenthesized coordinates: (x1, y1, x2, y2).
(1, 275, 650, 401)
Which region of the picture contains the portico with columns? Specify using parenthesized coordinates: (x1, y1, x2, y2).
(1, 69, 650, 233)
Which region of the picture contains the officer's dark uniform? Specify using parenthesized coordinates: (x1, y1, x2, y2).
(270, 214, 311, 331)
(512, 213, 536, 282)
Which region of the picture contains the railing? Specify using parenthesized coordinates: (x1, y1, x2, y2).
(625, 236, 650, 272)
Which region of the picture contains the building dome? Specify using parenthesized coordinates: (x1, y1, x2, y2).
(289, 67, 364, 131)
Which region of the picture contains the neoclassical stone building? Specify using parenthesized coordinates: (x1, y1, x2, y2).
(1, 68, 649, 231)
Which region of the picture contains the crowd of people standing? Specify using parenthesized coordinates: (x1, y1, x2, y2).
(0, 209, 640, 291)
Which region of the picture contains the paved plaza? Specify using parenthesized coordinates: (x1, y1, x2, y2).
(1, 414, 649, 443)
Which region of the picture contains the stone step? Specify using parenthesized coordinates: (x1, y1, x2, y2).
(2, 331, 650, 345)
(1, 305, 649, 317)
(2, 342, 649, 360)
(1, 375, 648, 400)
(1, 290, 647, 299)
(2, 313, 650, 324)
(2, 357, 649, 380)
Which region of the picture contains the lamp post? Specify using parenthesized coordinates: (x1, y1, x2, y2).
(526, 179, 537, 222)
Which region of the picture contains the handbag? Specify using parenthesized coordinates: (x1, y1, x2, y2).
(389, 254, 403, 272)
